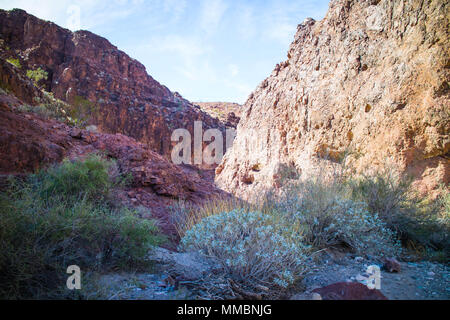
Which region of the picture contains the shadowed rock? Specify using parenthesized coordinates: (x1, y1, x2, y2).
(312, 282, 388, 300)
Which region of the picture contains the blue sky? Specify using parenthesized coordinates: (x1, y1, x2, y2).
(0, 0, 329, 103)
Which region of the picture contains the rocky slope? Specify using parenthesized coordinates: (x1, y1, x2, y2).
(216, 0, 449, 200)
(0, 9, 225, 161)
(194, 102, 242, 128)
(0, 89, 225, 239)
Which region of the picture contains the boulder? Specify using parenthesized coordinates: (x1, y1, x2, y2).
(312, 282, 388, 300)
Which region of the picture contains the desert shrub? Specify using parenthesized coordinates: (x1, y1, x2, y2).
(66, 95, 98, 128)
(19, 92, 76, 125)
(347, 170, 412, 224)
(18, 104, 55, 119)
(180, 209, 307, 297)
(18, 102, 71, 123)
(347, 171, 449, 253)
(36, 155, 112, 204)
(269, 179, 401, 257)
(170, 197, 254, 237)
(26, 67, 48, 86)
(19, 92, 96, 128)
(6, 57, 21, 68)
(0, 155, 163, 299)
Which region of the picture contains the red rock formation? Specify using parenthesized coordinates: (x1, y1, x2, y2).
(0, 92, 226, 238)
(195, 102, 242, 128)
(216, 0, 449, 200)
(0, 8, 225, 161)
(312, 282, 388, 300)
(383, 258, 402, 273)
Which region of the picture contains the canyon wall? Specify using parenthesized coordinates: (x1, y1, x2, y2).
(216, 0, 449, 199)
(195, 102, 242, 128)
(0, 9, 225, 160)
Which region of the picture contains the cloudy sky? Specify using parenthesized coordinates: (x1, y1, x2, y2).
(0, 0, 329, 104)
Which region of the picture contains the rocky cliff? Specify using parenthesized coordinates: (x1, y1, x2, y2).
(195, 102, 242, 128)
(0, 9, 225, 160)
(216, 0, 449, 199)
(0, 91, 226, 237)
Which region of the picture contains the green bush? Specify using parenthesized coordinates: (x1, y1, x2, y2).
(26, 67, 48, 86)
(6, 58, 21, 68)
(347, 171, 449, 254)
(36, 155, 112, 204)
(19, 91, 81, 126)
(0, 155, 163, 299)
(180, 209, 307, 298)
(66, 95, 98, 128)
(268, 179, 401, 257)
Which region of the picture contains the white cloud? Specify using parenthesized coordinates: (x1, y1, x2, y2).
(0, 0, 146, 31)
(162, 0, 187, 22)
(131, 34, 214, 83)
(259, 0, 323, 46)
(200, 0, 227, 35)
(235, 4, 257, 39)
(228, 64, 239, 77)
(144, 34, 210, 58)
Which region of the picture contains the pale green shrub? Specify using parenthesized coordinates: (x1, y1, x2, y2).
(348, 172, 449, 255)
(269, 179, 402, 257)
(180, 209, 308, 295)
(292, 198, 400, 257)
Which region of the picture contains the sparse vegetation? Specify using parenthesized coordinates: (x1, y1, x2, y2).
(66, 95, 98, 128)
(180, 209, 307, 298)
(267, 178, 402, 257)
(176, 161, 448, 298)
(347, 170, 449, 259)
(26, 67, 48, 86)
(19, 95, 73, 125)
(6, 57, 21, 68)
(171, 198, 251, 238)
(0, 155, 163, 299)
(18, 92, 96, 128)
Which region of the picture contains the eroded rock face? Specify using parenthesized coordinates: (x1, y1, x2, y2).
(216, 0, 449, 200)
(0, 9, 225, 160)
(195, 102, 242, 128)
(0, 94, 226, 237)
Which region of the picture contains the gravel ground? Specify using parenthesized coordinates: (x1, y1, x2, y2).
(96, 249, 449, 300)
(292, 252, 450, 300)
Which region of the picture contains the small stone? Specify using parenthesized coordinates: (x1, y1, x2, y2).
(312, 282, 388, 300)
(383, 258, 401, 273)
(69, 128, 82, 139)
(312, 293, 322, 300)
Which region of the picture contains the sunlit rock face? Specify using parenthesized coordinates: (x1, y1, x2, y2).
(0, 9, 225, 161)
(216, 0, 449, 200)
